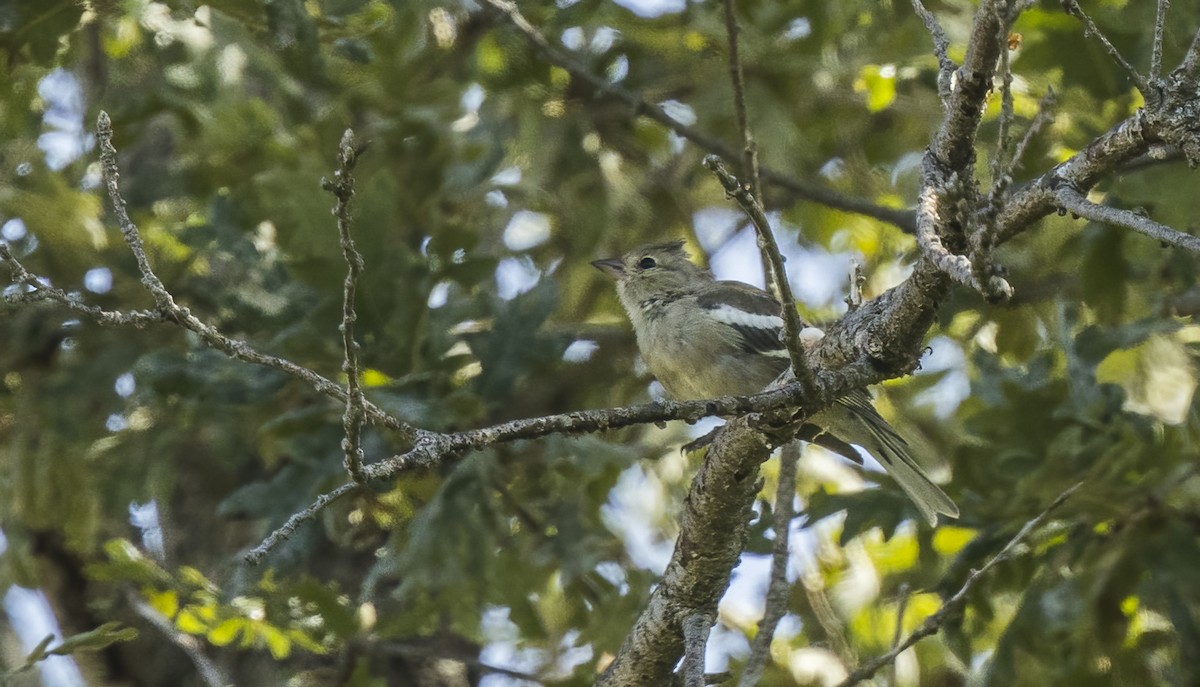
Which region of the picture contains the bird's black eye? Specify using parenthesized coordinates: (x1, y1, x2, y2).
(638, 256, 657, 270)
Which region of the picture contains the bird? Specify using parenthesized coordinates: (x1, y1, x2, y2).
(592, 240, 958, 526)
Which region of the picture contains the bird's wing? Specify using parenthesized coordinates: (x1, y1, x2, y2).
(696, 281, 789, 356)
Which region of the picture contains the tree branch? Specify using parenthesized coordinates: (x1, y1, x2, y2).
(477, 0, 916, 233)
(721, 0, 759, 200)
(737, 443, 799, 687)
(1, 243, 165, 327)
(887, 585, 911, 687)
(1054, 187, 1200, 253)
(703, 156, 815, 391)
(681, 614, 710, 687)
(835, 482, 1084, 687)
(915, 171, 1012, 302)
(1000, 89, 1057, 185)
(127, 592, 228, 687)
(324, 129, 369, 483)
(91, 112, 423, 440)
(1152, 0, 1170, 81)
(244, 482, 361, 565)
(1061, 0, 1152, 98)
(913, 0, 1014, 302)
(910, 0, 956, 102)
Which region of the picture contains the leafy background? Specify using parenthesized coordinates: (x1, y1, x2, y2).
(2, 0, 1199, 685)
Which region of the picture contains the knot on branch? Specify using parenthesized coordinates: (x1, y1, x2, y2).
(1153, 71, 1200, 167)
(916, 156, 1013, 302)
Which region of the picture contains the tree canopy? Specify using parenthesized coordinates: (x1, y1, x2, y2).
(2, 1, 1200, 686)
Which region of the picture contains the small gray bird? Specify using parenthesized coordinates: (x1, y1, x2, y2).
(592, 240, 958, 526)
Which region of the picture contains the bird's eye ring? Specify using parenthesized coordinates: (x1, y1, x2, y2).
(638, 256, 657, 270)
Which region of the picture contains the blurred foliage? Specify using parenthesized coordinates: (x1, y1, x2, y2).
(1, 0, 1199, 685)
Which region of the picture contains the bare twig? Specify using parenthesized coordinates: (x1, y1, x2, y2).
(801, 567, 856, 665)
(127, 592, 228, 687)
(324, 129, 369, 484)
(1, 244, 165, 327)
(738, 444, 799, 687)
(244, 482, 360, 564)
(127, 590, 225, 687)
(478, 0, 916, 233)
(1003, 89, 1057, 182)
(94, 112, 422, 440)
(721, 0, 760, 199)
(1055, 188, 1200, 253)
(1060, 0, 1152, 97)
(990, 3, 1017, 189)
(910, 0, 956, 102)
(703, 155, 815, 390)
(1179, 27, 1200, 78)
(1151, 0, 1170, 81)
(845, 260, 865, 311)
(836, 482, 1084, 687)
(887, 585, 910, 687)
(681, 614, 710, 687)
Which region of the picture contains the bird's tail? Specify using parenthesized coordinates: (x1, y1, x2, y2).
(814, 393, 959, 527)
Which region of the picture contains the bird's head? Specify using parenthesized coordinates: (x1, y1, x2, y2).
(591, 240, 709, 304)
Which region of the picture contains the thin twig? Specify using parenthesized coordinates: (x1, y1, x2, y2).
(836, 482, 1084, 687)
(478, 0, 916, 233)
(681, 614, 710, 687)
(1055, 188, 1200, 253)
(844, 260, 865, 311)
(738, 444, 799, 687)
(990, 3, 1016, 189)
(245, 358, 881, 563)
(93, 112, 422, 439)
(1151, 0, 1170, 81)
(703, 156, 815, 391)
(244, 482, 361, 564)
(801, 567, 856, 665)
(910, 0, 956, 102)
(1, 244, 165, 327)
(1004, 89, 1057, 182)
(1060, 0, 1152, 96)
(324, 129, 368, 484)
(721, 0, 760, 199)
(127, 592, 228, 687)
(887, 585, 910, 687)
(1178, 27, 1200, 78)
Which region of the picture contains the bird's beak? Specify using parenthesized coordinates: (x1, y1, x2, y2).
(591, 257, 625, 278)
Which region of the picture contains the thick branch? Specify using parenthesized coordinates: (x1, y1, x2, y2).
(598, 413, 781, 686)
(836, 482, 1083, 687)
(916, 0, 1013, 302)
(681, 614, 710, 687)
(1055, 188, 1200, 252)
(930, 0, 1005, 169)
